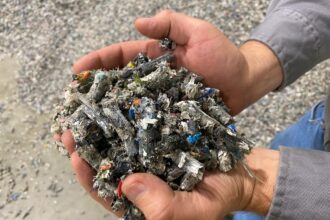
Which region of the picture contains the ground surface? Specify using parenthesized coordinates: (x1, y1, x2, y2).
(0, 0, 329, 220)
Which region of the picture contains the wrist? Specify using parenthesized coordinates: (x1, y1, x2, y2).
(241, 148, 280, 215)
(239, 41, 283, 106)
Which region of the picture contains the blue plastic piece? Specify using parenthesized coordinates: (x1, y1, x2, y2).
(187, 132, 202, 144)
(200, 88, 215, 98)
(227, 124, 237, 133)
(128, 107, 135, 120)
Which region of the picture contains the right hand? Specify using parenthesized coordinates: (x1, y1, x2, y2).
(57, 131, 279, 220)
(74, 10, 282, 115)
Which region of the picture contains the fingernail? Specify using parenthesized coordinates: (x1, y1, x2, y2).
(124, 182, 146, 202)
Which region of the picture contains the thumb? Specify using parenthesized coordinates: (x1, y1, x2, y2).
(122, 173, 175, 220)
(135, 10, 195, 45)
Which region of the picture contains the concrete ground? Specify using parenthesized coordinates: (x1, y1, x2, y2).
(1, 1, 330, 220)
(0, 58, 114, 220)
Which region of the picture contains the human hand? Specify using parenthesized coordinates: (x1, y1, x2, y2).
(55, 131, 279, 219)
(73, 10, 282, 115)
(59, 10, 282, 219)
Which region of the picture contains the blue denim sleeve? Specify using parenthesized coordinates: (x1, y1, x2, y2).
(249, 0, 330, 89)
(266, 147, 330, 220)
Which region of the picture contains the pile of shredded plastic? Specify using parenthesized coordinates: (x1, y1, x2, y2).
(51, 39, 252, 220)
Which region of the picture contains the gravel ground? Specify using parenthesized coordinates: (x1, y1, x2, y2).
(0, 0, 330, 219)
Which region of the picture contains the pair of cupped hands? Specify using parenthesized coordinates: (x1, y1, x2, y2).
(54, 10, 281, 220)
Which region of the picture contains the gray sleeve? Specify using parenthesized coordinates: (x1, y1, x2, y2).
(266, 146, 330, 220)
(249, 0, 330, 89)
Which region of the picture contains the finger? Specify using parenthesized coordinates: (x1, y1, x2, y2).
(53, 133, 61, 142)
(61, 129, 75, 155)
(70, 151, 124, 216)
(122, 173, 174, 220)
(123, 173, 202, 220)
(73, 40, 162, 74)
(135, 10, 196, 45)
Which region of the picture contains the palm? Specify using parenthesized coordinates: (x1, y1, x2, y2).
(174, 27, 249, 115)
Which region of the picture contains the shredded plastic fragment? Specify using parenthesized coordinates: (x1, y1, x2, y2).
(159, 38, 176, 50)
(51, 39, 253, 220)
